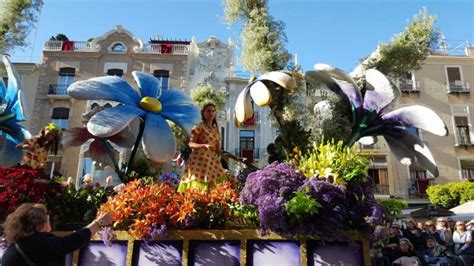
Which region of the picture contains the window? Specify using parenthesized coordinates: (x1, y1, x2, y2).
(54, 67, 75, 95)
(451, 106, 472, 146)
(400, 72, 416, 92)
(153, 69, 169, 92)
(107, 68, 123, 78)
(111, 43, 125, 52)
(454, 116, 471, 145)
(239, 130, 255, 163)
(368, 156, 389, 194)
(460, 160, 474, 179)
(51, 107, 69, 130)
(446, 66, 466, 92)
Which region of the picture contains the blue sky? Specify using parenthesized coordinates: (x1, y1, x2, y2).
(10, 0, 474, 72)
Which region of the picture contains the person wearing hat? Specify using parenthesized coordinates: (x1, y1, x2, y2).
(419, 236, 454, 265)
(382, 223, 402, 263)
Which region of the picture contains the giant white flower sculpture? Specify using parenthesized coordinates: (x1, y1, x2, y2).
(234, 71, 300, 125)
(0, 55, 31, 166)
(306, 64, 448, 176)
(68, 72, 200, 163)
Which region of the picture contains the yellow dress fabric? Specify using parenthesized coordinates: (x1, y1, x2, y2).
(178, 123, 226, 191)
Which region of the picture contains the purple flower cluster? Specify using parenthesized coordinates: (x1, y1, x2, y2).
(240, 162, 306, 233)
(99, 226, 116, 247)
(144, 224, 168, 243)
(240, 162, 389, 241)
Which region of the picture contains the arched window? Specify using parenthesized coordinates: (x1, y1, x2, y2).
(111, 43, 126, 52)
(51, 107, 70, 130)
(153, 69, 169, 91)
(107, 68, 123, 78)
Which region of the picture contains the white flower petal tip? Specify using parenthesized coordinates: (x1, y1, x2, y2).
(259, 71, 297, 90)
(249, 81, 272, 107)
(313, 63, 334, 71)
(235, 88, 253, 123)
(358, 136, 377, 146)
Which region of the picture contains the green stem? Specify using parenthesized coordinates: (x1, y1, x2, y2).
(125, 118, 146, 179)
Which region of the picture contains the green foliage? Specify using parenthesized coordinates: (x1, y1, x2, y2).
(224, 0, 290, 73)
(228, 202, 259, 227)
(0, 0, 43, 53)
(378, 198, 408, 220)
(46, 184, 113, 229)
(297, 139, 370, 186)
(126, 146, 163, 180)
(54, 33, 69, 41)
(285, 190, 321, 221)
(319, 98, 353, 144)
(224, 0, 267, 24)
(241, 7, 291, 73)
(354, 8, 438, 82)
(426, 181, 474, 209)
(191, 84, 227, 110)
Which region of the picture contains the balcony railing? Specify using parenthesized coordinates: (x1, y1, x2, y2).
(455, 128, 472, 146)
(142, 43, 189, 55)
(399, 80, 421, 92)
(44, 40, 92, 52)
(48, 84, 69, 95)
(447, 81, 470, 93)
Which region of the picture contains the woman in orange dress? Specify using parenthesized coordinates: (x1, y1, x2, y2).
(177, 103, 227, 191)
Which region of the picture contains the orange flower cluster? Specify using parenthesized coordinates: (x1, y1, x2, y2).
(99, 180, 239, 238)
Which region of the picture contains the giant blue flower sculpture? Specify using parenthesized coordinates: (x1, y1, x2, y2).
(68, 72, 200, 163)
(0, 55, 31, 167)
(306, 64, 448, 176)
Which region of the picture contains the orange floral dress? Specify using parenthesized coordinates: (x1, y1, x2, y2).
(178, 123, 226, 191)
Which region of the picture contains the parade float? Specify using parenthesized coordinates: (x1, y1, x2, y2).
(0, 53, 448, 265)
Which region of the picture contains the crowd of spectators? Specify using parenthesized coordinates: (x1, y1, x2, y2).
(373, 218, 474, 265)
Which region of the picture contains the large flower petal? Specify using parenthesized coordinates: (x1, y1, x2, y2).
(87, 139, 113, 165)
(249, 81, 272, 107)
(383, 127, 439, 177)
(107, 127, 135, 148)
(61, 127, 94, 147)
(259, 71, 297, 90)
(132, 71, 159, 98)
(160, 104, 200, 136)
(141, 113, 176, 162)
(234, 86, 253, 123)
(68, 76, 140, 105)
(381, 105, 448, 136)
(314, 64, 362, 108)
(0, 134, 23, 167)
(363, 69, 400, 113)
(159, 88, 194, 108)
(2, 56, 26, 121)
(87, 105, 145, 137)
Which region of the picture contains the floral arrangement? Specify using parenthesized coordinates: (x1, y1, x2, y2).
(99, 180, 238, 239)
(46, 179, 114, 229)
(239, 141, 388, 241)
(0, 165, 63, 222)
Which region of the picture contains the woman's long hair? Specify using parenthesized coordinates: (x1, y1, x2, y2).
(201, 103, 218, 128)
(3, 203, 48, 243)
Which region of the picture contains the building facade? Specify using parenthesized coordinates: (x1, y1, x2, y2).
(365, 45, 474, 203)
